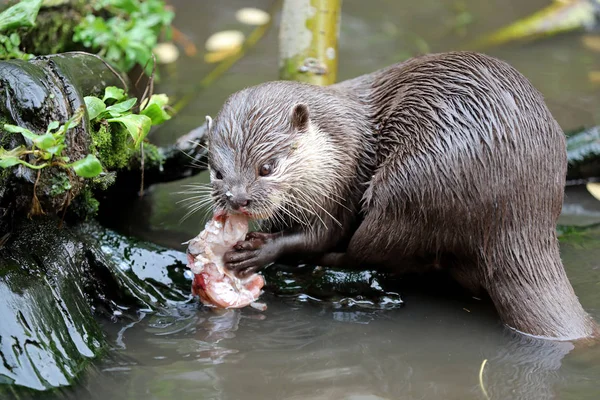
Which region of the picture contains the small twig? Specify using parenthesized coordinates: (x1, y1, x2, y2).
(58, 188, 71, 229)
(58, 168, 75, 229)
(61, 51, 128, 92)
(139, 142, 145, 197)
(135, 54, 157, 112)
(171, 25, 197, 56)
(479, 359, 490, 400)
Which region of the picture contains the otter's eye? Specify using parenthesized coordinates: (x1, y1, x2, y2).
(259, 163, 272, 177)
(214, 170, 223, 180)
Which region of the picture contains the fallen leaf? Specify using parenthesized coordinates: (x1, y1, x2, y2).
(205, 30, 245, 52)
(235, 7, 270, 26)
(153, 42, 180, 64)
(586, 182, 600, 201)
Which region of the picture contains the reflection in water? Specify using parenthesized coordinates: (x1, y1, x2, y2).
(485, 332, 574, 400)
(41, 290, 596, 400)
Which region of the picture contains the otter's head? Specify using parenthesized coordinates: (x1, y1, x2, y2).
(206, 82, 342, 224)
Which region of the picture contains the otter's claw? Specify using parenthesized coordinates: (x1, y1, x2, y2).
(224, 251, 265, 277)
(234, 239, 262, 251)
(245, 232, 281, 241)
(224, 234, 282, 277)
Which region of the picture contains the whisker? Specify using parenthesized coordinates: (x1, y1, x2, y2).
(292, 188, 342, 229)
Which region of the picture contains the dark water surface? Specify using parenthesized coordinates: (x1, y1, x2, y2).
(38, 0, 600, 399)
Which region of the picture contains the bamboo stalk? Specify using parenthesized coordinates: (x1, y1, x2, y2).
(279, 0, 341, 85)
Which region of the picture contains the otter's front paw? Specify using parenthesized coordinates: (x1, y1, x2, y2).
(223, 234, 281, 277)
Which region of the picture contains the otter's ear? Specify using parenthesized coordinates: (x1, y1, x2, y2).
(290, 104, 310, 132)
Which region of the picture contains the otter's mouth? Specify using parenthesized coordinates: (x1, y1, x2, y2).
(215, 207, 273, 221)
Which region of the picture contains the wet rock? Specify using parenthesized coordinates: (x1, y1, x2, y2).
(0, 216, 190, 393)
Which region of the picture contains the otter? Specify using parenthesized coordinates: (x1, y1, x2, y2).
(205, 51, 596, 341)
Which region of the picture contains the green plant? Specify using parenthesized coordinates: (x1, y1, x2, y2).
(84, 86, 171, 169)
(73, 0, 174, 75)
(0, 0, 43, 60)
(0, 108, 103, 178)
(0, 0, 42, 32)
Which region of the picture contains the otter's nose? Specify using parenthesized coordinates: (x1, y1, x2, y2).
(225, 190, 251, 209)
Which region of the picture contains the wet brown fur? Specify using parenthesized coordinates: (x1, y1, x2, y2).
(208, 51, 597, 341)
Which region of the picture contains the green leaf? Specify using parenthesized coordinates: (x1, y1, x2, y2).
(3, 124, 35, 136)
(46, 121, 60, 133)
(0, 145, 27, 168)
(46, 144, 65, 156)
(3, 124, 57, 150)
(84, 96, 107, 121)
(107, 114, 152, 147)
(102, 86, 126, 103)
(9, 32, 20, 46)
(106, 98, 137, 116)
(0, 156, 21, 168)
(32, 133, 57, 151)
(109, 0, 140, 14)
(140, 94, 171, 125)
(54, 107, 84, 137)
(0, 0, 43, 32)
(71, 154, 103, 178)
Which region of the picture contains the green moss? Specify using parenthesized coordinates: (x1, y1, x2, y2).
(0, 163, 11, 187)
(90, 122, 131, 170)
(129, 142, 165, 169)
(0, 116, 12, 145)
(90, 171, 116, 191)
(49, 171, 71, 196)
(69, 186, 99, 220)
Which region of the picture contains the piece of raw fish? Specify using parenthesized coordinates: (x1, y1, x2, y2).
(186, 213, 266, 310)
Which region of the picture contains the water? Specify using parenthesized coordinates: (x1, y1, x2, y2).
(44, 0, 600, 398)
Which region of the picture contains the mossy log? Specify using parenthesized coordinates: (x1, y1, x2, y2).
(0, 52, 129, 234)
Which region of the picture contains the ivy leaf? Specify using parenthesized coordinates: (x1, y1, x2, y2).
(3, 124, 35, 136)
(84, 96, 107, 121)
(107, 114, 152, 147)
(0, 0, 43, 32)
(140, 94, 171, 125)
(21, 131, 56, 150)
(46, 121, 60, 133)
(109, 0, 140, 14)
(0, 156, 21, 168)
(106, 98, 137, 116)
(46, 144, 65, 156)
(62, 107, 84, 131)
(102, 86, 126, 103)
(34, 134, 58, 151)
(9, 33, 20, 46)
(71, 154, 103, 178)
(3, 124, 56, 150)
(0, 146, 26, 168)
